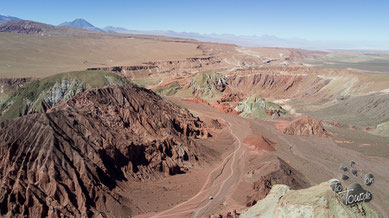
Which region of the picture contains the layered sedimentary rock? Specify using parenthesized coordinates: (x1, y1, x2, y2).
(225, 67, 332, 99)
(87, 57, 222, 81)
(0, 84, 207, 217)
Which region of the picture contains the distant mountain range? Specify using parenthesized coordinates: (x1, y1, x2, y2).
(103, 26, 312, 48)
(0, 14, 21, 23)
(0, 14, 388, 51)
(59, 18, 105, 32)
(102, 26, 389, 51)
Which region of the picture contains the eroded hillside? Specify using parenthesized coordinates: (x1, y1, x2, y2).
(0, 84, 209, 217)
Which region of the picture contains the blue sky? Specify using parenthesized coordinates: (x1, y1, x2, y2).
(2, 0, 389, 42)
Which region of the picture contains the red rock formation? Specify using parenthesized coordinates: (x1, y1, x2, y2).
(323, 120, 377, 131)
(212, 102, 239, 115)
(183, 97, 239, 115)
(183, 97, 210, 106)
(275, 115, 330, 137)
(323, 120, 357, 130)
(216, 92, 245, 103)
(0, 84, 207, 217)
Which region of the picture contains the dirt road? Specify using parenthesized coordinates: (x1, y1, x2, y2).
(149, 98, 251, 218)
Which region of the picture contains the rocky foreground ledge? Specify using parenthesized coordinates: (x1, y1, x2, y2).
(240, 180, 378, 218)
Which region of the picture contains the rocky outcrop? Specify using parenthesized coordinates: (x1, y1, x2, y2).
(187, 91, 244, 115)
(216, 92, 245, 104)
(210, 210, 240, 218)
(185, 72, 228, 98)
(212, 102, 239, 115)
(208, 119, 224, 130)
(183, 97, 210, 106)
(183, 96, 239, 115)
(276, 115, 330, 137)
(0, 78, 31, 89)
(0, 84, 207, 217)
(235, 94, 287, 119)
(241, 180, 379, 217)
(369, 121, 389, 137)
(0, 77, 32, 98)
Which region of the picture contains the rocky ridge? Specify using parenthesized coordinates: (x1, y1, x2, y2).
(0, 20, 57, 34)
(0, 84, 208, 217)
(0, 71, 128, 121)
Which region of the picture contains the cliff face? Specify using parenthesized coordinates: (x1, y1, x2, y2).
(0, 84, 207, 217)
(87, 57, 222, 80)
(225, 67, 332, 99)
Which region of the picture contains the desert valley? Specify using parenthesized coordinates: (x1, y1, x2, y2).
(0, 8, 389, 218)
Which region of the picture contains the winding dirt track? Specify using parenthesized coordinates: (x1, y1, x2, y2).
(150, 121, 243, 217)
(191, 120, 245, 218)
(146, 98, 251, 218)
